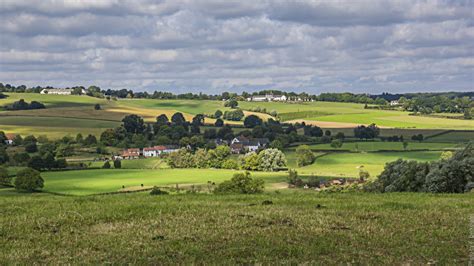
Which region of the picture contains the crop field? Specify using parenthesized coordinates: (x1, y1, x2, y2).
(0, 191, 472, 264)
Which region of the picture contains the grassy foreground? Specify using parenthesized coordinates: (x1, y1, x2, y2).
(0, 191, 472, 264)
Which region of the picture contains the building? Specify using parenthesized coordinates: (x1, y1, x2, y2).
(390, 100, 400, 106)
(40, 88, 85, 95)
(142, 145, 179, 157)
(121, 148, 141, 159)
(230, 136, 269, 154)
(4, 133, 16, 145)
(247, 94, 287, 102)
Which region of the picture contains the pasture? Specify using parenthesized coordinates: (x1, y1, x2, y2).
(0, 191, 472, 264)
(41, 169, 287, 195)
(290, 141, 460, 152)
(1, 93, 472, 139)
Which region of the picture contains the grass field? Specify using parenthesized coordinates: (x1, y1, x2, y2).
(292, 151, 442, 177)
(239, 100, 474, 129)
(1, 93, 473, 139)
(0, 191, 472, 264)
(41, 169, 287, 195)
(289, 141, 460, 152)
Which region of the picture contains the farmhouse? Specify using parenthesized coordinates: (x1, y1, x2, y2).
(143, 145, 179, 157)
(4, 133, 16, 145)
(247, 94, 287, 102)
(40, 88, 85, 95)
(390, 100, 400, 106)
(121, 148, 141, 159)
(230, 136, 269, 153)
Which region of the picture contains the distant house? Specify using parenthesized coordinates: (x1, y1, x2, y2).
(4, 133, 16, 145)
(230, 136, 269, 154)
(142, 145, 179, 157)
(247, 94, 287, 102)
(121, 148, 141, 159)
(390, 100, 400, 106)
(40, 88, 85, 95)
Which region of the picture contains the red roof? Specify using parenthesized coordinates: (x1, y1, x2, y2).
(5, 133, 16, 140)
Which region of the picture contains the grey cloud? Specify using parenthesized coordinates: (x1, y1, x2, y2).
(0, 0, 472, 93)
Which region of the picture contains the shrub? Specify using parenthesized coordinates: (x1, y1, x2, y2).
(295, 145, 315, 167)
(221, 159, 238, 170)
(214, 172, 264, 194)
(0, 167, 11, 185)
(287, 169, 303, 187)
(330, 139, 343, 149)
(150, 187, 169, 195)
(94, 104, 101, 110)
(14, 168, 44, 192)
(102, 161, 111, 169)
(258, 148, 287, 171)
(113, 159, 122, 169)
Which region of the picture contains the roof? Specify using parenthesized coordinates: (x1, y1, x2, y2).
(5, 133, 16, 140)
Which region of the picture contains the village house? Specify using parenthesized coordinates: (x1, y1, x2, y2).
(247, 94, 287, 102)
(390, 100, 400, 106)
(4, 133, 16, 145)
(40, 88, 85, 95)
(142, 145, 179, 157)
(121, 148, 141, 159)
(230, 136, 270, 154)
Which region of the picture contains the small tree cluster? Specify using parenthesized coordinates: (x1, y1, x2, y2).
(214, 172, 264, 194)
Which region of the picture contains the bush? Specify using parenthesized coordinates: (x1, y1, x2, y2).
(221, 159, 238, 169)
(0, 167, 11, 185)
(258, 148, 287, 171)
(113, 159, 122, 169)
(14, 168, 44, 192)
(94, 104, 101, 110)
(102, 161, 111, 169)
(150, 187, 169, 195)
(214, 172, 264, 194)
(295, 145, 315, 167)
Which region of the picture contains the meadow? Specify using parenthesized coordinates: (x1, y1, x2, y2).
(1, 93, 473, 138)
(0, 191, 472, 264)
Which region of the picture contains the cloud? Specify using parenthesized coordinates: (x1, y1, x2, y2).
(0, 0, 472, 93)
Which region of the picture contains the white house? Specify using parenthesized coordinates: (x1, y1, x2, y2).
(4, 133, 15, 145)
(142, 145, 179, 157)
(248, 94, 287, 102)
(390, 100, 400, 106)
(41, 88, 72, 95)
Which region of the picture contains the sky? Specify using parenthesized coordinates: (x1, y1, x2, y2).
(0, 0, 473, 94)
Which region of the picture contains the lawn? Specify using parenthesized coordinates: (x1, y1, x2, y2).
(41, 169, 288, 195)
(0, 191, 472, 264)
(293, 151, 442, 177)
(90, 157, 168, 169)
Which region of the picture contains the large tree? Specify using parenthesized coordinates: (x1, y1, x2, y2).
(122, 114, 146, 134)
(14, 168, 44, 192)
(295, 145, 315, 166)
(244, 115, 263, 128)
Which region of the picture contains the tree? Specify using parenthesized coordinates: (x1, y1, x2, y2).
(402, 141, 409, 150)
(214, 118, 224, 127)
(0, 147, 9, 164)
(224, 99, 238, 109)
(244, 115, 263, 128)
(14, 168, 44, 192)
(122, 114, 145, 134)
(214, 172, 264, 194)
(0, 131, 6, 144)
(258, 148, 287, 171)
(113, 159, 122, 169)
(214, 110, 223, 118)
(411, 134, 424, 142)
(295, 145, 315, 167)
(330, 139, 343, 149)
(354, 124, 380, 140)
(223, 110, 244, 121)
(270, 140, 283, 150)
(25, 142, 38, 153)
(75, 133, 84, 144)
(94, 104, 101, 110)
(102, 161, 111, 169)
(325, 130, 331, 136)
(84, 134, 98, 146)
(171, 112, 186, 125)
(358, 166, 370, 181)
(334, 132, 345, 140)
(377, 159, 430, 192)
(0, 167, 11, 185)
(13, 135, 23, 146)
(28, 156, 44, 170)
(239, 152, 260, 171)
(156, 114, 169, 125)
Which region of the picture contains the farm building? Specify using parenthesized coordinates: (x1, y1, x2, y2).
(142, 145, 179, 157)
(247, 94, 287, 102)
(4, 133, 16, 145)
(230, 136, 269, 153)
(121, 148, 141, 159)
(40, 88, 85, 95)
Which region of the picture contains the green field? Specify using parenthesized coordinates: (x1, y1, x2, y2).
(41, 169, 287, 195)
(0, 191, 472, 264)
(1, 93, 473, 138)
(289, 141, 460, 152)
(293, 151, 442, 177)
